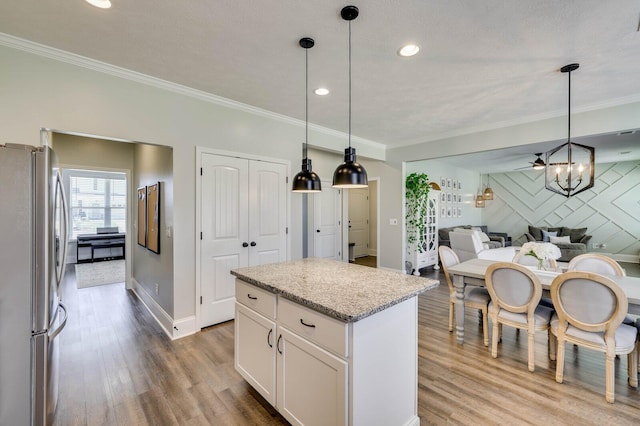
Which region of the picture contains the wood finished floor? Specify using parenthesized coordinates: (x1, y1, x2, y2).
(55, 264, 640, 425)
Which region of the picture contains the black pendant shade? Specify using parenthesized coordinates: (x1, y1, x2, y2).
(333, 148, 368, 188)
(292, 37, 322, 193)
(332, 5, 368, 188)
(292, 158, 322, 192)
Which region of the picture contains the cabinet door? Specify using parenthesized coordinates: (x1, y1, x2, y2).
(276, 327, 347, 426)
(235, 303, 276, 405)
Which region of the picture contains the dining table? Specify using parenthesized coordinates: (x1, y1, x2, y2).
(447, 258, 640, 344)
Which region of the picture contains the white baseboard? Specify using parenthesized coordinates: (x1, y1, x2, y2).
(173, 316, 197, 339)
(131, 278, 199, 340)
(368, 249, 378, 256)
(131, 278, 175, 340)
(404, 415, 420, 426)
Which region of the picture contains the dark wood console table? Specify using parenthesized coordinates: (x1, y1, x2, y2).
(76, 232, 126, 263)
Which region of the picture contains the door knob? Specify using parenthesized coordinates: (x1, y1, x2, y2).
(250, 241, 257, 247)
(242, 242, 249, 247)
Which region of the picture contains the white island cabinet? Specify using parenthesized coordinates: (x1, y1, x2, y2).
(231, 258, 438, 426)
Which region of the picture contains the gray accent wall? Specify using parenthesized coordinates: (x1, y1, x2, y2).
(482, 161, 640, 259)
(133, 143, 174, 316)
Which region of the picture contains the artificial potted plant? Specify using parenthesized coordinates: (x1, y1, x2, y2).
(405, 172, 430, 274)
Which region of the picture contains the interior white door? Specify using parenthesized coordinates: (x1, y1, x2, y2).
(248, 161, 287, 266)
(348, 188, 369, 258)
(313, 182, 341, 260)
(200, 154, 249, 327)
(200, 153, 287, 328)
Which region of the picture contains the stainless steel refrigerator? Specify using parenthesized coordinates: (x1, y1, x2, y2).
(0, 143, 69, 425)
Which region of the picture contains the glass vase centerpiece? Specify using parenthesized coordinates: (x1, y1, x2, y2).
(521, 242, 562, 271)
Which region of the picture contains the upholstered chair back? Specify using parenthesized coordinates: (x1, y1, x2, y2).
(449, 229, 484, 262)
(551, 272, 626, 332)
(513, 251, 558, 270)
(438, 246, 460, 293)
(486, 263, 541, 312)
(568, 254, 625, 277)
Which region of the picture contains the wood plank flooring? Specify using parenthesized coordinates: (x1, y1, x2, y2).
(54, 264, 640, 425)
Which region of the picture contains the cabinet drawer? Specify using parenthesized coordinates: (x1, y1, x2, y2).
(278, 298, 348, 357)
(236, 279, 276, 319)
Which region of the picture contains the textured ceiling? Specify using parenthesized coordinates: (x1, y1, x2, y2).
(1, 0, 640, 166)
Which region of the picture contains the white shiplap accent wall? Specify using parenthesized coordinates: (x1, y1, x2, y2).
(482, 161, 640, 260)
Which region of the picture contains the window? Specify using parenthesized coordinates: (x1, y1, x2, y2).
(62, 169, 127, 239)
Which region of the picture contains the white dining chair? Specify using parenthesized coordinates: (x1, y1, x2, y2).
(485, 262, 555, 372)
(567, 253, 626, 277)
(549, 271, 638, 403)
(439, 246, 491, 346)
(567, 253, 635, 325)
(512, 250, 558, 271)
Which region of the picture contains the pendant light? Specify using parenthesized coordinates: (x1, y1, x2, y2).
(332, 5, 368, 188)
(544, 63, 595, 197)
(292, 37, 322, 193)
(483, 174, 494, 201)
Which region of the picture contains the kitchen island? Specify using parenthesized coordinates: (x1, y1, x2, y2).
(231, 258, 438, 426)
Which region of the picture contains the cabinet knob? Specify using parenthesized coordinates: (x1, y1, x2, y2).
(250, 241, 257, 247)
(316, 229, 320, 233)
(267, 329, 273, 348)
(277, 334, 283, 354)
(242, 242, 249, 247)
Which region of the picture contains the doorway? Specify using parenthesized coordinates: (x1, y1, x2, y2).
(348, 179, 378, 268)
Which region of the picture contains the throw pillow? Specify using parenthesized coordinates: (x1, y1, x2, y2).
(541, 230, 557, 242)
(478, 232, 491, 243)
(527, 225, 547, 241)
(550, 235, 571, 244)
(562, 227, 587, 243)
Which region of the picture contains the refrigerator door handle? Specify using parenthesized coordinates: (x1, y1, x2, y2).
(55, 171, 69, 293)
(48, 303, 67, 341)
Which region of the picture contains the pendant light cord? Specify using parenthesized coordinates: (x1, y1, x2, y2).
(348, 19, 352, 149)
(305, 46, 309, 160)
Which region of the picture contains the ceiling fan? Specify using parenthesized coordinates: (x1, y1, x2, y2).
(515, 153, 546, 170)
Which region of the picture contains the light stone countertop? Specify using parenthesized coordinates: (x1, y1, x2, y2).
(231, 257, 438, 322)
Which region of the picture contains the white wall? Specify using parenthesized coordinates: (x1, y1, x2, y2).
(405, 160, 482, 228)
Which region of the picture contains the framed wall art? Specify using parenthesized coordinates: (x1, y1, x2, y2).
(146, 182, 161, 254)
(137, 187, 147, 247)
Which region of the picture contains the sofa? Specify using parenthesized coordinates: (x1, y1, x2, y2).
(523, 225, 591, 262)
(439, 225, 508, 249)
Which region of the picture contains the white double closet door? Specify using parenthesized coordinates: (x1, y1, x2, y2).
(200, 153, 287, 328)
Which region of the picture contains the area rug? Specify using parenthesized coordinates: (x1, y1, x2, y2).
(75, 260, 125, 289)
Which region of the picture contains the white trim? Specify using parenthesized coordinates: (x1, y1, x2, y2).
(367, 249, 378, 256)
(172, 316, 197, 339)
(131, 278, 174, 339)
(0, 33, 385, 155)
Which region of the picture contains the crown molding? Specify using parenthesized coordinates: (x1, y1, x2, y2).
(0, 33, 386, 154)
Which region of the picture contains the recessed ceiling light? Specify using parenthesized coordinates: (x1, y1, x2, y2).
(85, 0, 112, 9)
(314, 88, 329, 96)
(398, 44, 419, 57)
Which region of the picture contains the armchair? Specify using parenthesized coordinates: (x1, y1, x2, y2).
(449, 229, 516, 262)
